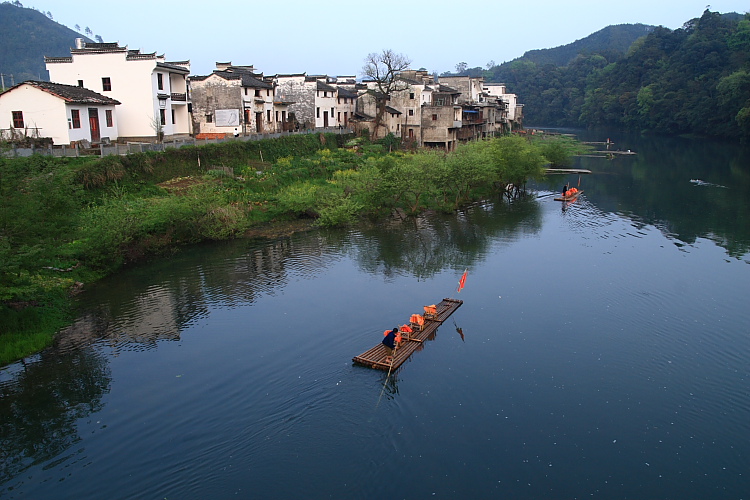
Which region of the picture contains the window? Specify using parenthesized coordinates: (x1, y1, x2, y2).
(244, 88, 248, 96)
(254, 89, 261, 97)
(432, 114, 438, 121)
(71, 109, 81, 128)
(159, 108, 166, 126)
(11, 111, 24, 128)
(316, 107, 320, 118)
(77, 80, 84, 88)
(244, 109, 250, 124)
(408, 109, 414, 116)
(331, 107, 334, 117)
(102, 77, 111, 91)
(410, 92, 415, 100)
(267, 89, 270, 96)
(105, 109, 113, 127)
(323, 91, 328, 97)
(171, 109, 175, 125)
(157, 73, 164, 90)
(337, 112, 341, 122)
(267, 109, 271, 123)
(206, 114, 213, 123)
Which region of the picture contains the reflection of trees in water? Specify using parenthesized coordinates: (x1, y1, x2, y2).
(538, 132, 750, 258)
(347, 198, 543, 279)
(65, 199, 542, 351)
(0, 347, 111, 487)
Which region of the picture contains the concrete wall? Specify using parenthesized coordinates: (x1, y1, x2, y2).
(275, 76, 315, 128)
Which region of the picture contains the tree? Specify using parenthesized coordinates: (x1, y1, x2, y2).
(75, 24, 81, 32)
(95, 35, 103, 43)
(46, 11, 53, 20)
(362, 49, 411, 139)
(85, 26, 92, 35)
(486, 60, 496, 70)
(455, 62, 468, 74)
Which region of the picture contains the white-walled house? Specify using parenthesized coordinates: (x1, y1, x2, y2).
(189, 64, 277, 136)
(45, 39, 190, 142)
(0, 80, 120, 145)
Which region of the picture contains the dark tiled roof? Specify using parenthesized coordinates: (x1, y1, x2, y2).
(157, 62, 189, 73)
(317, 81, 337, 93)
(438, 84, 460, 93)
(398, 77, 421, 86)
(384, 106, 402, 115)
(337, 87, 358, 99)
(191, 71, 272, 89)
(8, 81, 120, 105)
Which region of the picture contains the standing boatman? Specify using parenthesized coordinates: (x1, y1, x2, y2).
(382, 328, 398, 363)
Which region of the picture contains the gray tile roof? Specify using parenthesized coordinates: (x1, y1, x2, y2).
(8, 81, 121, 105)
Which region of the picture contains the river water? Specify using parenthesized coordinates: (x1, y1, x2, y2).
(2, 131, 750, 499)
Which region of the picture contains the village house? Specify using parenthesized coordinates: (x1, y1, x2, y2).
(483, 83, 523, 130)
(45, 39, 190, 142)
(421, 84, 462, 150)
(0, 80, 120, 145)
(188, 63, 283, 136)
(274, 74, 354, 130)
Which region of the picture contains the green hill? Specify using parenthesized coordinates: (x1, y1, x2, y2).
(0, 2, 92, 85)
(516, 24, 654, 67)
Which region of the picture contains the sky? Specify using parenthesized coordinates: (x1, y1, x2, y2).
(18, 0, 750, 78)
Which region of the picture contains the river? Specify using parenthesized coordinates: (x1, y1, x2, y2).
(2, 130, 749, 499)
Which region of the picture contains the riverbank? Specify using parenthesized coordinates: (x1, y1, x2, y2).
(0, 132, 579, 366)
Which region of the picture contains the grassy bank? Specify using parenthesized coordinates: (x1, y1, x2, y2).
(1, 132, 577, 365)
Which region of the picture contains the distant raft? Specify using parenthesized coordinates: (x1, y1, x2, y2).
(554, 188, 583, 201)
(352, 298, 463, 371)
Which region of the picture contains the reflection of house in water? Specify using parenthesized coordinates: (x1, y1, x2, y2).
(56, 285, 182, 353)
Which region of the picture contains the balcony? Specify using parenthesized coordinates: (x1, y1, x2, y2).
(171, 93, 187, 102)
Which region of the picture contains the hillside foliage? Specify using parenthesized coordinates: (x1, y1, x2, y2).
(0, 2, 92, 83)
(487, 10, 750, 140)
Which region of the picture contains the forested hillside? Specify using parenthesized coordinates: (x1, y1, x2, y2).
(492, 10, 750, 140)
(0, 2, 92, 83)
(513, 24, 654, 67)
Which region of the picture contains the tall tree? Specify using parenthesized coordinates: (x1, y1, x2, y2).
(361, 49, 411, 139)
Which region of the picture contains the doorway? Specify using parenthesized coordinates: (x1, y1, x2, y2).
(88, 108, 100, 142)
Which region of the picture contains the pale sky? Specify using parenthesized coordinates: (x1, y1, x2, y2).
(19, 0, 750, 77)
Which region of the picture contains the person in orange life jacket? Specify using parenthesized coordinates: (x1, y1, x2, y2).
(562, 183, 569, 197)
(382, 328, 398, 363)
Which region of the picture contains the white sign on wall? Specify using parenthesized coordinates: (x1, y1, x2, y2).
(215, 109, 240, 127)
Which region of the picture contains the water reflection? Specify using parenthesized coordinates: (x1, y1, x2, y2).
(537, 129, 750, 258)
(0, 347, 110, 485)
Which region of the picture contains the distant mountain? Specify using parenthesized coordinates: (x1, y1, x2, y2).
(514, 24, 655, 67)
(0, 3, 92, 85)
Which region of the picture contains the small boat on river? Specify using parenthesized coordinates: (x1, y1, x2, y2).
(554, 188, 583, 201)
(353, 298, 463, 371)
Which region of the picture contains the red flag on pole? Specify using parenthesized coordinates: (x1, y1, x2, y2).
(457, 269, 468, 293)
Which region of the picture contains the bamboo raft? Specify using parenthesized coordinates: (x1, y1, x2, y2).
(352, 298, 463, 371)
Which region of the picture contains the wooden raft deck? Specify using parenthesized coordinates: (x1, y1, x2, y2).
(352, 298, 463, 371)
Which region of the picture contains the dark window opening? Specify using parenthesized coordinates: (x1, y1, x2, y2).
(102, 77, 111, 91)
(105, 109, 113, 127)
(71, 109, 81, 128)
(12, 111, 24, 128)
